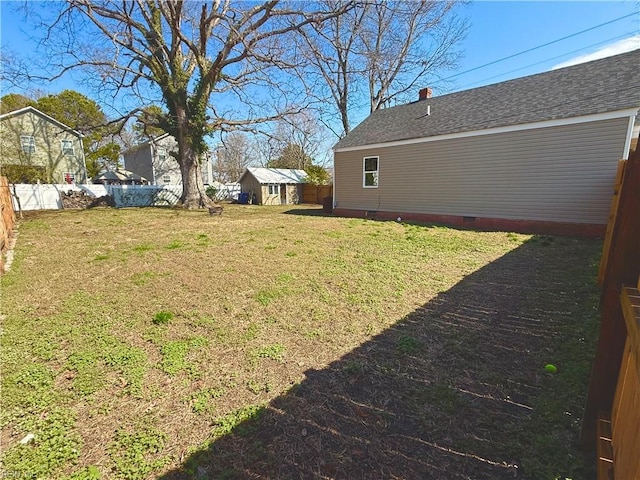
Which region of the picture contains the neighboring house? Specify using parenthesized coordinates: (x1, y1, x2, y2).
(122, 133, 214, 185)
(0, 106, 87, 184)
(333, 49, 640, 236)
(238, 167, 307, 205)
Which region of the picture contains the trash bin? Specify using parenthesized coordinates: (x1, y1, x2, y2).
(238, 192, 249, 204)
(322, 196, 333, 214)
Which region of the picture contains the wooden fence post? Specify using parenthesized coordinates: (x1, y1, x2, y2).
(0, 177, 17, 273)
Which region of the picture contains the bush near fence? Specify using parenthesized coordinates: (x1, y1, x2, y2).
(0, 177, 17, 273)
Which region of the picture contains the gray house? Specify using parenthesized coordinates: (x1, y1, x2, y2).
(238, 167, 307, 205)
(123, 133, 214, 185)
(333, 49, 640, 236)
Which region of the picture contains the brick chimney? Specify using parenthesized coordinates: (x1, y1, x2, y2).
(418, 87, 432, 101)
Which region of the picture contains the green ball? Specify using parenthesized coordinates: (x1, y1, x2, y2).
(544, 363, 558, 374)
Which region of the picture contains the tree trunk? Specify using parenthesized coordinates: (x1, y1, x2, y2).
(179, 152, 214, 209)
(174, 106, 217, 210)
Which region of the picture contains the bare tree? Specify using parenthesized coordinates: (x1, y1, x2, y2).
(361, 1, 467, 112)
(32, 1, 351, 208)
(297, 1, 467, 137)
(214, 132, 255, 184)
(0, 49, 31, 90)
(269, 110, 329, 166)
(297, 0, 368, 136)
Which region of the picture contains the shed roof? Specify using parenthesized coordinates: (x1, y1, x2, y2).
(335, 48, 640, 150)
(0, 106, 84, 138)
(240, 167, 308, 184)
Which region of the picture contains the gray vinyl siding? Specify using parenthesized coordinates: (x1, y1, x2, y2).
(334, 117, 630, 225)
(152, 136, 181, 184)
(123, 136, 184, 185)
(123, 147, 154, 183)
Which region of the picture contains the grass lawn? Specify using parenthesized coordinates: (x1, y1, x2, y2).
(0, 205, 601, 479)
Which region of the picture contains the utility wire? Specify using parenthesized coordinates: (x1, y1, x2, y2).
(436, 11, 639, 83)
(453, 31, 639, 91)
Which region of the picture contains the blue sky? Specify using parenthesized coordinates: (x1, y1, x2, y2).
(439, 1, 639, 94)
(1, 0, 638, 148)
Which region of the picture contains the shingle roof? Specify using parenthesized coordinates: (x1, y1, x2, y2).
(335, 49, 640, 150)
(241, 167, 308, 184)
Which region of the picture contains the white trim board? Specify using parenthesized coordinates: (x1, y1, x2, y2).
(333, 108, 639, 153)
(622, 114, 637, 160)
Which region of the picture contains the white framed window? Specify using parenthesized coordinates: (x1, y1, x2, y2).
(162, 175, 171, 184)
(21, 135, 36, 154)
(268, 184, 280, 195)
(63, 172, 75, 184)
(61, 139, 74, 155)
(363, 156, 379, 188)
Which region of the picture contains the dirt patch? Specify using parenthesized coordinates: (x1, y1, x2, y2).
(61, 189, 114, 209)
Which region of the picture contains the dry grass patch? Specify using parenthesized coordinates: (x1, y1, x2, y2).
(0, 205, 600, 479)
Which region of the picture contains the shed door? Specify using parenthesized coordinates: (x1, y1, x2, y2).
(280, 184, 287, 204)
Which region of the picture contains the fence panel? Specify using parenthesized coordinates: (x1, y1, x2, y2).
(581, 136, 640, 478)
(11, 184, 65, 210)
(211, 183, 240, 201)
(110, 185, 182, 207)
(8, 184, 186, 210)
(302, 185, 333, 204)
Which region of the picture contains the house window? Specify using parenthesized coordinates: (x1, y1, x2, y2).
(157, 147, 167, 163)
(268, 184, 280, 195)
(363, 156, 379, 188)
(162, 175, 171, 184)
(21, 135, 36, 154)
(63, 172, 75, 184)
(61, 140, 74, 155)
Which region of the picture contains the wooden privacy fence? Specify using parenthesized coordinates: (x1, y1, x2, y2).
(302, 184, 333, 204)
(581, 139, 640, 479)
(0, 177, 16, 273)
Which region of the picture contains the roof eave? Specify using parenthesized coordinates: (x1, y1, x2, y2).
(0, 106, 85, 139)
(334, 108, 639, 153)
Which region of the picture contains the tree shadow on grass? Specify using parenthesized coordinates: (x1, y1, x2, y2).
(281, 207, 328, 217)
(160, 236, 600, 480)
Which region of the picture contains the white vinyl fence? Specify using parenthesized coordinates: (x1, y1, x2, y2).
(111, 185, 183, 207)
(10, 183, 240, 211)
(10, 184, 183, 211)
(212, 183, 240, 201)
